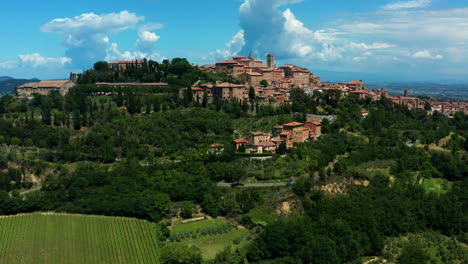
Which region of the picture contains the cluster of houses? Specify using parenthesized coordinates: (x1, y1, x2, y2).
(13, 56, 468, 116)
(232, 121, 322, 154)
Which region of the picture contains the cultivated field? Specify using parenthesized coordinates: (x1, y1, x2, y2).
(169, 218, 252, 261)
(0, 213, 160, 264)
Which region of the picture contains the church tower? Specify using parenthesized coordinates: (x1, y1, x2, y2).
(267, 54, 275, 68)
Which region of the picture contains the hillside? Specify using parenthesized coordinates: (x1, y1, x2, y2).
(0, 76, 39, 95)
(0, 213, 161, 263)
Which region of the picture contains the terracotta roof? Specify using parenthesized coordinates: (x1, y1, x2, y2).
(283, 122, 304, 127)
(216, 60, 239, 64)
(233, 139, 248, 143)
(210, 144, 224, 148)
(255, 68, 273, 72)
(191, 87, 205, 91)
(280, 132, 291, 136)
(17, 82, 40, 88)
(348, 80, 363, 85)
(215, 82, 245, 88)
(36, 80, 70, 88)
(309, 121, 321, 126)
(254, 142, 276, 147)
(244, 72, 263, 76)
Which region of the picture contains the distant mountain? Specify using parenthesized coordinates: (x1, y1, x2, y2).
(0, 77, 40, 95)
(0, 76, 14, 82)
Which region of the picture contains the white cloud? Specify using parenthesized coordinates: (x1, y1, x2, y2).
(41, 11, 146, 68)
(0, 61, 17, 69)
(136, 30, 161, 54)
(0, 53, 71, 72)
(41, 11, 143, 35)
(212, 30, 246, 60)
(106, 43, 165, 62)
(382, 0, 431, 10)
(412, 50, 443, 60)
(212, 0, 468, 80)
(19, 53, 71, 67)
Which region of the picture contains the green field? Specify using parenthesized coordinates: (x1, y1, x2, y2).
(169, 218, 252, 261)
(0, 213, 160, 264)
(422, 178, 454, 194)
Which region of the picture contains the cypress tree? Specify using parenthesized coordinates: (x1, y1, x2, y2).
(73, 111, 81, 130)
(202, 91, 208, 108)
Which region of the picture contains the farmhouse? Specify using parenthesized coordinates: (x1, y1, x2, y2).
(16, 75, 76, 98)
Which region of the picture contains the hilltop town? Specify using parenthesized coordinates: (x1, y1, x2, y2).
(13, 54, 468, 156)
(1, 54, 467, 264)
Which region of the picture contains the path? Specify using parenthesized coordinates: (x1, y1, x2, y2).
(19, 186, 42, 196)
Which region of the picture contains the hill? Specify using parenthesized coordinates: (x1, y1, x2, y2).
(0, 213, 160, 263)
(0, 76, 39, 95)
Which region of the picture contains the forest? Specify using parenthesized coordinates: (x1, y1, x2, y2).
(0, 58, 467, 263)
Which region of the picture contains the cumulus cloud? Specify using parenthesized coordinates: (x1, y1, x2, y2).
(412, 50, 443, 60)
(106, 43, 165, 62)
(382, 0, 431, 10)
(19, 53, 71, 67)
(239, 0, 311, 59)
(41, 11, 144, 68)
(212, 30, 246, 60)
(214, 0, 468, 79)
(232, 0, 396, 63)
(0, 54, 71, 69)
(0, 61, 17, 69)
(136, 31, 160, 53)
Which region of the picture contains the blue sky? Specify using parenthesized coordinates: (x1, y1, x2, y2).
(1, 0, 467, 82)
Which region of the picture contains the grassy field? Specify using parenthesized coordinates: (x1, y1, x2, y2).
(0, 213, 160, 264)
(169, 218, 252, 262)
(422, 178, 454, 194)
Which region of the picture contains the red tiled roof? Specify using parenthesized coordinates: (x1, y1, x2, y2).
(233, 139, 248, 143)
(36, 80, 70, 88)
(283, 122, 304, 127)
(216, 60, 239, 64)
(244, 72, 263, 76)
(348, 80, 363, 85)
(254, 142, 276, 147)
(191, 87, 204, 91)
(215, 82, 246, 88)
(309, 121, 321, 126)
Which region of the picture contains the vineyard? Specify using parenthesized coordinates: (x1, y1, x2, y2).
(0, 213, 160, 264)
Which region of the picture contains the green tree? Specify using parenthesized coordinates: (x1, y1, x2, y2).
(93, 61, 109, 71)
(73, 111, 81, 130)
(10, 137, 21, 146)
(398, 243, 430, 264)
(424, 101, 432, 111)
(180, 201, 194, 219)
(249, 86, 256, 102)
(202, 91, 208, 108)
(160, 244, 202, 264)
(260, 80, 268, 87)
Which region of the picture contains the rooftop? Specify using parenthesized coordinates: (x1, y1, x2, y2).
(283, 122, 304, 127)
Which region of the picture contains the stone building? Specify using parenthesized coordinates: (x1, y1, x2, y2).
(16, 76, 76, 98)
(212, 82, 247, 100)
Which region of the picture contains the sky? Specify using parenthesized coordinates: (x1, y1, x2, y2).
(0, 0, 467, 82)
